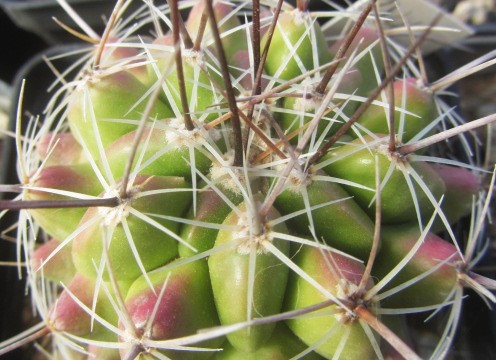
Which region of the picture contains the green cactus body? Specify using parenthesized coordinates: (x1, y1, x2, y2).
(72, 175, 191, 282)
(277, 68, 363, 143)
(87, 345, 121, 360)
(428, 163, 481, 232)
(123, 258, 222, 360)
(372, 225, 461, 308)
(68, 70, 173, 159)
(319, 136, 446, 224)
(164, 57, 224, 123)
(284, 246, 377, 360)
(48, 273, 125, 341)
(208, 200, 290, 352)
(186, 1, 247, 62)
(35, 132, 86, 166)
(178, 185, 244, 257)
(263, 10, 331, 81)
(273, 172, 375, 260)
(328, 27, 384, 96)
(104, 124, 220, 179)
(3, 1, 493, 359)
(352, 78, 437, 142)
(99, 37, 151, 86)
(31, 238, 76, 283)
(25, 163, 103, 240)
(213, 323, 324, 359)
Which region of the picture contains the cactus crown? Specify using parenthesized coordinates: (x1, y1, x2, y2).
(1, 0, 496, 359)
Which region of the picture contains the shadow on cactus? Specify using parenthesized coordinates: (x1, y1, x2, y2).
(1, 0, 496, 359)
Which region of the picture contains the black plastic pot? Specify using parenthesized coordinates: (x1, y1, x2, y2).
(0, 0, 120, 44)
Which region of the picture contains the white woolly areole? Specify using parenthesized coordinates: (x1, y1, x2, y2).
(75, 69, 104, 91)
(293, 78, 318, 113)
(209, 150, 245, 194)
(98, 188, 131, 227)
(165, 117, 221, 147)
(291, 8, 312, 26)
(232, 207, 273, 255)
(182, 49, 205, 68)
(294, 95, 318, 115)
(276, 164, 311, 193)
(334, 279, 360, 323)
(376, 141, 409, 172)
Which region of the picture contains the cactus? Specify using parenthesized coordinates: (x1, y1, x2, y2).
(1, 0, 496, 359)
